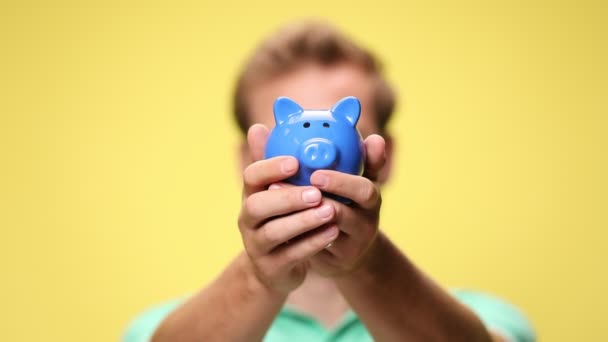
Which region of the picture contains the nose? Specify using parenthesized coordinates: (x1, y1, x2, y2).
(299, 138, 338, 170)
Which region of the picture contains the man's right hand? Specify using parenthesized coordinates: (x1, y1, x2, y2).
(237, 124, 339, 295)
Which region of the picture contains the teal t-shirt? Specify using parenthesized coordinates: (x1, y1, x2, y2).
(123, 289, 535, 342)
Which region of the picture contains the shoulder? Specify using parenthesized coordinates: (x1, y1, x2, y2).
(451, 289, 536, 342)
(121, 298, 184, 342)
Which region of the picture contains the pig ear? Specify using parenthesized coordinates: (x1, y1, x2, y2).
(331, 96, 361, 126)
(273, 97, 303, 125)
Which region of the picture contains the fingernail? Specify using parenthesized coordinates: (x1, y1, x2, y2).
(302, 189, 321, 203)
(324, 225, 339, 239)
(312, 173, 329, 188)
(315, 204, 333, 218)
(282, 158, 297, 173)
(268, 183, 282, 190)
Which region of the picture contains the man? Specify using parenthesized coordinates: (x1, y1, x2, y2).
(124, 21, 535, 342)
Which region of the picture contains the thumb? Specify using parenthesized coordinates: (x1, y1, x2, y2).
(362, 134, 386, 182)
(247, 124, 270, 162)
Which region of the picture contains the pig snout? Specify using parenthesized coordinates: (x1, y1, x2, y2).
(299, 138, 338, 170)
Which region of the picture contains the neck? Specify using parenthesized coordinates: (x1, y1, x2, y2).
(285, 271, 351, 329)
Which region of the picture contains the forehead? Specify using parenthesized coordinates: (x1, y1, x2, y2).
(246, 63, 379, 136)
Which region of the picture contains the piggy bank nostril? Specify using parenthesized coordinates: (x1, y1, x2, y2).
(300, 140, 337, 169)
(323, 122, 330, 128)
(303, 122, 310, 128)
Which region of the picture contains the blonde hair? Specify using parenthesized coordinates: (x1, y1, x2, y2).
(232, 21, 396, 134)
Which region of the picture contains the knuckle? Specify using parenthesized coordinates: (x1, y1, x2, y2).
(286, 187, 307, 208)
(282, 248, 298, 266)
(285, 188, 300, 204)
(315, 204, 334, 224)
(282, 245, 305, 266)
(331, 203, 341, 220)
(300, 214, 317, 231)
(293, 187, 306, 201)
(244, 195, 260, 217)
(262, 225, 281, 246)
(311, 231, 329, 249)
(243, 163, 257, 187)
(359, 181, 379, 205)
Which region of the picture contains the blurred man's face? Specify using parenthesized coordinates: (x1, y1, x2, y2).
(246, 63, 381, 139)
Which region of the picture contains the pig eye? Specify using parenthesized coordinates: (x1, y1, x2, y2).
(303, 122, 310, 128)
(323, 122, 330, 128)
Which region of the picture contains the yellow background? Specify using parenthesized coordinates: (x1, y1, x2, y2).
(1, 1, 606, 341)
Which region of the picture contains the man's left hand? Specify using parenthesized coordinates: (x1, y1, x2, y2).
(307, 134, 387, 277)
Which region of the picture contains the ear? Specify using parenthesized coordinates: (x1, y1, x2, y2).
(331, 96, 361, 126)
(273, 97, 303, 125)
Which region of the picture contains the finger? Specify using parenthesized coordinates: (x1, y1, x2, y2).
(243, 186, 323, 226)
(274, 224, 340, 268)
(247, 124, 270, 162)
(321, 224, 376, 258)
(310, 170, 380, 209)
(268, 182, 294, 190)
(315, 233, 349, 259)
(309, 234, 366, 274)
(253, 203, 335, 253)
(322, 198, 377, 240)
(243, 156, 298, 196)
(305, 231, 361, 275)
(310, 228, 379, 277)
(362, 134, 386, 182)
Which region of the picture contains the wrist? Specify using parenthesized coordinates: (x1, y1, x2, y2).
(334, 232, 413, 288)
(236, 252, 288, 304)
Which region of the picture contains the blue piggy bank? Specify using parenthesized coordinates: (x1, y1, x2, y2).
(264, 96, 364, 190)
